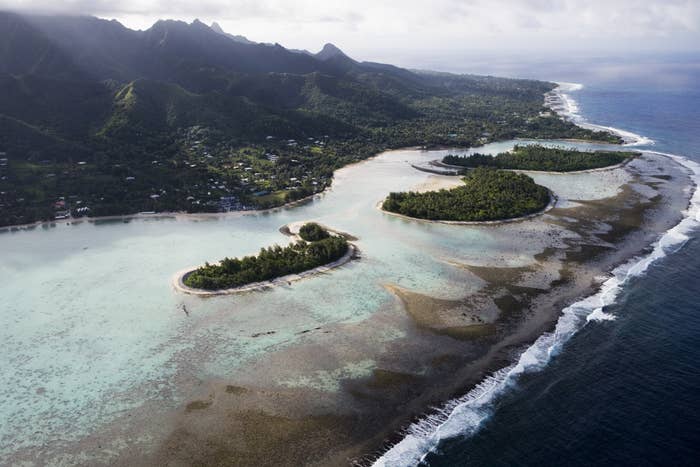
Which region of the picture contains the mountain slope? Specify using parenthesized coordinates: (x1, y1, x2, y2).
(209, 21, 256, 45)
(99, 78, 355, 142)
(0, 12, 84, 79)
(22, 14, 329, 84)
(0, 11, 620, 226)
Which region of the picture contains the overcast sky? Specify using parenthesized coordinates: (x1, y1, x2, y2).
(3, 0, 699, 68)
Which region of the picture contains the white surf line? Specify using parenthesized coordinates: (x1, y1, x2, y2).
(551, 81, 584, 121)
(550, 82, 655, 147)
(371, 94, 699, 467)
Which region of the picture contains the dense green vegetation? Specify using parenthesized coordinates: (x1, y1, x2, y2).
(184, 224, 349, 290)
(443, 145, 636, 172)
(0, 12, 621, 227)
(299, 222, 330, 241)
(382, 168, 550, 222)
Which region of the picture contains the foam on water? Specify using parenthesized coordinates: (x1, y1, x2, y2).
(553, 82, 584, 121)
(591, 124, 656, 148)
(0, 142, 567, 461)
(553, 83, 655, 148)
(371, 101, 700, 467)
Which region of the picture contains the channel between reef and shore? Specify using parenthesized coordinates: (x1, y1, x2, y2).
(370, 83, 699, 466)
(7, 82, 697, 467)
(0, 82, 647, 236)
(0, 189, 328, 233)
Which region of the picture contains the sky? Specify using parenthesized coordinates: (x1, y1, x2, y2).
(2, 0, 700, 70)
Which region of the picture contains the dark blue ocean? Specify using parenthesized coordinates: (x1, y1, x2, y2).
(423, 55, 700, 466)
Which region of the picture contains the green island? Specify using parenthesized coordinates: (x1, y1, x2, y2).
(183, 223, 349, 291)
(443, 145, 637, 172)
(0, 13, 622, 227)
(382, 167, 551, 222)
(298, 222, 330, 241)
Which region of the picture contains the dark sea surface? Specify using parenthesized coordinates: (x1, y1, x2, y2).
(421, 56, 700, 466)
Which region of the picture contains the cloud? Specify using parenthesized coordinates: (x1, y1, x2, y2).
(1, 0, 698, 57)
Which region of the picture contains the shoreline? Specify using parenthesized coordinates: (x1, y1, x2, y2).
(1, 147, 434, 233)
(6, 83, 696, 467)
(0, 82, 628, 234)
(0, 190, 327, 233)
(376, 189, 558, 226)
(172, 243, 357, 296)
(371, 86, 697, 465)
(145, 150, 695, 467)
(373, 151, 699, 466)
(0, 131, 624, 234)
(547, 82, 654, 147)
(515, 137, 621, 145)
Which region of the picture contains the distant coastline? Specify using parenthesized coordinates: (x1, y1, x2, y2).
(372, 86, 696, 467)
(547, 82, 655, 147)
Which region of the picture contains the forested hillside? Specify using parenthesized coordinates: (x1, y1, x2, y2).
(0, 11, 619, 226)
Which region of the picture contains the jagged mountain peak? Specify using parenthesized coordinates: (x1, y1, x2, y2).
(316, 43, 352, 61)
(210, 21, 225, 34)
(208, 20, 256, 45)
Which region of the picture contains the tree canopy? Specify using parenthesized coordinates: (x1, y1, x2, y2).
(184, 223, 348, 290)
(382, 167, 550, 222)
(443, 145, 636, 172)
(299, 222, 330, 241)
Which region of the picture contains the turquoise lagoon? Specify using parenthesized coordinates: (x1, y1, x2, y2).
(0, 139, 638, 461)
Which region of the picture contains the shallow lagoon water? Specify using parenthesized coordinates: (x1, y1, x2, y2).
(417, 61, 700, 467)
(0, 139, 657, 462)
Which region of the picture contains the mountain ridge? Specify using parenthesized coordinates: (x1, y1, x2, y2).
(0, 11, 619, 226)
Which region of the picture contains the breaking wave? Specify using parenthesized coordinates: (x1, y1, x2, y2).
(371, 93, 700, 467)
(553, 82, 655, 147)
